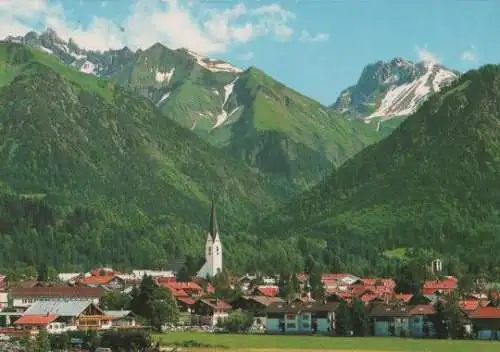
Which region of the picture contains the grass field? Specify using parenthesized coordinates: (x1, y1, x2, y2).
(154, 332, 500, 352)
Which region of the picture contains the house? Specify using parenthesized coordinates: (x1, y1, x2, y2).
(254, 285, 279, 297)
(57, 273, 82, 284)
(264, 301, 338, 334)
(409, 304, 436, 337)
(231, 296, 285, 329)
(8, 287, 104, 312)
(158, 282, 200, 312)
(0, 292, 8, 311)
(77, 275, 126, 290)
(193, 299, 231, 326)
(104, 310, 137, 328)
(468, 306, 500, 340)
(422, 276, 457, 297)
(370, 303, 411, 336)
(15, 300, 112, 332)
(131, 270, 175, 280)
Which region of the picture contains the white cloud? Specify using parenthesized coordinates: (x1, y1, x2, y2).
(299, 30, 329, 43)
(460, 45, 477, 62)
(0, 0, 299, 55)
(239, 52, 254, 61)
(415, 45, 441, 64)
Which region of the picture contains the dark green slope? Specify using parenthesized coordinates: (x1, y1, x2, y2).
(0, 42, 280, 271)
(263, 64, 500, 275)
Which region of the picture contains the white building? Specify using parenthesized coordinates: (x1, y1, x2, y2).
(197, 200, 223, 278)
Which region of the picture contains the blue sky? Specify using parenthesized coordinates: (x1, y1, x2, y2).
(1, 0, 499, 104)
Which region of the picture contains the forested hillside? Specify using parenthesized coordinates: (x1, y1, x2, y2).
(262, 64, 500, 278)
(0, 42, 302, 273)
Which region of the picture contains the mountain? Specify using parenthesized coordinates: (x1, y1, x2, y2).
(0, 41, 285, 271)
(263, 64, 500, 275)
(331, 58, 459, 136)
(6, 30, 379, 195)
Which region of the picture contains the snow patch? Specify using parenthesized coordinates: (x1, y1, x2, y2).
(213, 89, 220, 96)
(40, 46, 53, 54)
(213, 78, 239, 128)
(155, 68, 175, 84)
(80, 61, 96, 75)
(156, 92, 171, 106)
(186, 50, 243, 73)
(366, 64, 457, 120)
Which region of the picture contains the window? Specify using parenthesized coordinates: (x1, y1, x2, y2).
(208, 246, 212, 255)
(287, 314, 296, 319)
(216, 246, 220, 255)
(286, 323, 296, 329)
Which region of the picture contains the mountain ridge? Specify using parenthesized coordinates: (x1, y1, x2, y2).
(5, 29, 379, 195)
(331, 58, 460, 136)
(263, 63, 500, 275)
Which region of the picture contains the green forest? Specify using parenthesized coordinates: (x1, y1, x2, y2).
(2, 41, 500, 281)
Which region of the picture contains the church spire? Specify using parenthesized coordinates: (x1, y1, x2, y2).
(209, 198, 219, 240)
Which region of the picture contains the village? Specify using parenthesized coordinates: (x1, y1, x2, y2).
(0, 202, 499, 343)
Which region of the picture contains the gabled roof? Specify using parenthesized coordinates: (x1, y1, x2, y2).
(104, 310, 135, 319)
(9, 286, 104, 298)
(199, 299, 231, 310)
(79, 275, 120, 286)
(15, 314, 58, 325)
(246, 295, 285, 306)
(410, 304, 435, 316)
(255, 285, 279, 297)
(369, 303, 410, 317)
(265, 301, 340, 314)
(468, 306, 500, 319)
(23, 300, 101, 317)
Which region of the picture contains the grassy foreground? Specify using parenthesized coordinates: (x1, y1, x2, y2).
(154, 332, 500, 352)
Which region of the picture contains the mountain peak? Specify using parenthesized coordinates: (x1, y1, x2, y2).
(332, 57, 459, 121)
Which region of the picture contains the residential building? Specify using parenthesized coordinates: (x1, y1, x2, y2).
(231, 296, 285, 329)
(15, 300, 112, 332)
(104, 311, 137, 328)
(192, 299, 231, 326)
(468, 306, 500, 340)
(8, 286, 104, 312)
(264, 301, 338, 334)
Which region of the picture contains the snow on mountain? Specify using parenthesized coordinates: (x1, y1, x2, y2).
(366, 63, 458, 120)
(332, 58, 459, 122)
(155, 68, 175, 84)
(80, 61, 96, 75)
(186, 50, 243, 74)
(214, 78, 239, 128)
(156, 92, 171, 106)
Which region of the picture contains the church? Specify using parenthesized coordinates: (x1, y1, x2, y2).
(196, 199, 223, 278)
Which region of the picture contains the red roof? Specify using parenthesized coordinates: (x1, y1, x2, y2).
(256, 286, 279, 297)
(422, 277, 457, 295)
(469, 307, 500, 319)
(459, 300, 480, 311)
(410, 304, 435, 315)
(9, 286, 103, 298)
(165, 282, 202, 291)
(395, 294, 413, 303)
(177, 297, 196, 305)
(359, 293, 379, 303)
(79, 275, 116, 285)
(15, 315, 58, 325)
(360, 278, 396, 288)
(200, 299, 231, 310)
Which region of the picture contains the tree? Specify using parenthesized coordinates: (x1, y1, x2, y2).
(36, 328, 51, 352)
(350, 297, 369, 336)
(129, 275, 179, 331)
(335, 301, 352, 336)
(101, 290, 130, 310)
(308, 265, 325, 301)
(218, 311, 253, 332)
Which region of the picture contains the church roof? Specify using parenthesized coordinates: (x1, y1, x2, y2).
(209, 199, 219, 240)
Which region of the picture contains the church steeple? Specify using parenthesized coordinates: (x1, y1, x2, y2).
(209, 198, 219, 240)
